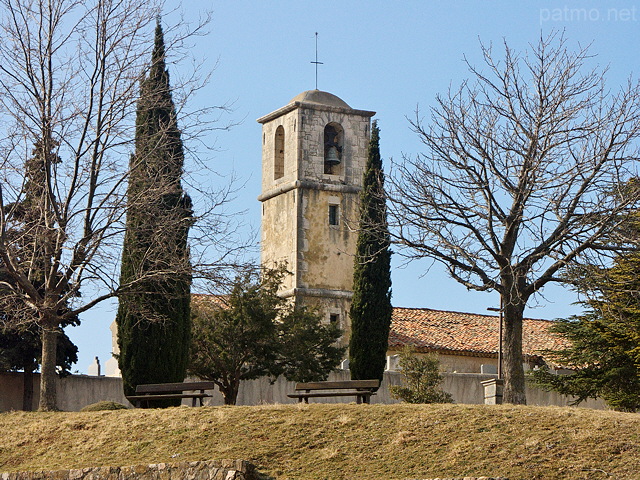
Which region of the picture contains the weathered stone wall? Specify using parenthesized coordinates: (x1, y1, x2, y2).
(228, 369, 606, 409)
(258, 104, 298, 293)
(431, 354, 497, 374)
(1, 460, 256, 480)
(0, 371, 129, 412)
(295, 294, 354, 342)
(259, 106, 299, 193)
(259, 186, 297, 291)
(298, 187, 358, 292)
(296, 106, 371, 185)
(0, 368, 605, 412)
(258, 95, 373, 326)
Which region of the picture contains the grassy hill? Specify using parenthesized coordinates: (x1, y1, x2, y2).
(1, 403, 639, 479)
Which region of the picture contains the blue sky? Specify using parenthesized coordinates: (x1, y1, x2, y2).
(68, 1, 640, 373)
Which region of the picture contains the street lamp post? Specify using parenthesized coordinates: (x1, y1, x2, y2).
(487, 296, 503, 379)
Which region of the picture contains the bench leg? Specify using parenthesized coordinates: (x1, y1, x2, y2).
(356, 393, 372, 404)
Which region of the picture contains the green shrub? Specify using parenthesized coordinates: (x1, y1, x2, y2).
(389, 347, 453, 404)
(80, 401, 129, 412)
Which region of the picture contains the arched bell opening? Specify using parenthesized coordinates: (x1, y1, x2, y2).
(323, 123, 344, 175)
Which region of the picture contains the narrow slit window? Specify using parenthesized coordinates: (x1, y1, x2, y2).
(329, 204, 339, 226)
(274, 126, 285, 180)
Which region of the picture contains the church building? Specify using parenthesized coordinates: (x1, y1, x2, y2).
(256, 90, 565, 375)
(105, 89, 563, 378)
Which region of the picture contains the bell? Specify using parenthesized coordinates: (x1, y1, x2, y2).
(325, 145, 341, 166)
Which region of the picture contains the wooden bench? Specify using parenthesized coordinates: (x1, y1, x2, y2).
(126, 381, 216, 408)
(287, 380, 380, 404)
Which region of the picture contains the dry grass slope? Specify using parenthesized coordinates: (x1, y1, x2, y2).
(1, 403, 639, 480)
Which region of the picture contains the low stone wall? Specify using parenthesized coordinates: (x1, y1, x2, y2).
(230, 370, 606, 409)
(0, 371, 129, 411)
(1, 460, 256, 480)
(0, 369, 606, 411)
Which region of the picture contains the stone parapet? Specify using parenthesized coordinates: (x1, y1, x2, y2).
(1, 459, 256, 480)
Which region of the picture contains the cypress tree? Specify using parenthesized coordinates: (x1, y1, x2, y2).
(349, 121, 392, 382)
(116, 20, 193, 401)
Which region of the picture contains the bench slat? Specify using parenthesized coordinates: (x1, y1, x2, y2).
(294, 380, 379, 391)
(126, 393, 212, 401)
(288, 380, 379, 405)
(135, 381, 216, 394)
(288, 391, 377, 399)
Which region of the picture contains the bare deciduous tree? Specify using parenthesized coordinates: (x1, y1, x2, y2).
(0, 0, 239, 410)
(388, 33, 640, 404)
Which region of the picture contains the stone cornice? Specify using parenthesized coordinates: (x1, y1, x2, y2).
(257, 101, 375, 124)
(279, 287, 354, 300)
(258, 180, 361, 202)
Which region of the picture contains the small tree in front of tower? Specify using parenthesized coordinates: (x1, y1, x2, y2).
(116, 21, 193, 404)
(349, 121, 393, 383)
(189, 267, 345, 405)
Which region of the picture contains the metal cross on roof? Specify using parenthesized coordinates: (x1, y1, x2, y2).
(311, 32, 323, 90)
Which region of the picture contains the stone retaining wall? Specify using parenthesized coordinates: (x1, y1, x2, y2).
(0, 461, 509, 480)
(416, 477, 508, 480)
(0, 460, 256, 480)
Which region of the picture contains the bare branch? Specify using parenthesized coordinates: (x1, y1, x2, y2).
(387, 32, 640, 404)
(0, 0, 248, 409)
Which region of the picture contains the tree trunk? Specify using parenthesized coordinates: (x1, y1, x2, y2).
(38, 323, 59, 411)
(502, 298, 527, 405)
(22, 368, 34, 411)
(221, 379, 239, 406)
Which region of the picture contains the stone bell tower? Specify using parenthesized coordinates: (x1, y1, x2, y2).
(257, 90, 375, 337)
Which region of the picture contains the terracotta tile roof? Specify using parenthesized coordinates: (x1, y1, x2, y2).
(191, 293, 229, 310)
(389, 306, 569, 359)
(192, 294, 567, 360)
